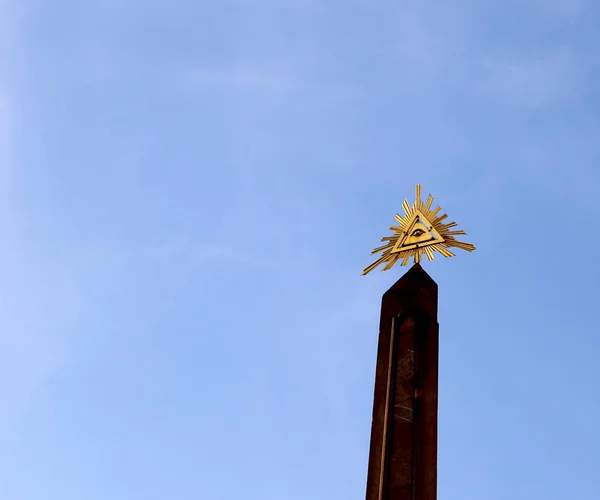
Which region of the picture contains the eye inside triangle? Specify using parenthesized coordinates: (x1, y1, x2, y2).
(391, 211, 445, 254)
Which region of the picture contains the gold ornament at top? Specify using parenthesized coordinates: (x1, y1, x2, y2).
(362, 184, 475, 275)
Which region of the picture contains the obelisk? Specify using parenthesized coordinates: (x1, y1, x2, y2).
(362, 184, 475, 500)
(364, 263, 438, 500)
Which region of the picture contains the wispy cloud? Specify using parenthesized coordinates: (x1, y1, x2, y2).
(144, 238, 298, 272)
(523, 0, 588, 20)
(229, 68, 298, 92)
(477, 48, 587, 108)
(0, 0, 72, 440)
(188, 66, 299, 92)
(0, 0, 17, 202)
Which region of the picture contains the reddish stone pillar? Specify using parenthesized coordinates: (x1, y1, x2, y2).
(365, 263, 439, 500)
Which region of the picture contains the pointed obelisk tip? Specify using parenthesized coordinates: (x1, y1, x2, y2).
(384, 262, 438, 296)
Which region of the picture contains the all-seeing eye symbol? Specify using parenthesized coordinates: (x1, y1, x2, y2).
(362, 184, 476, 274)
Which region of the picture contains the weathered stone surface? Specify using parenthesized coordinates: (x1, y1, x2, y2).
(365, 263, 439, 500)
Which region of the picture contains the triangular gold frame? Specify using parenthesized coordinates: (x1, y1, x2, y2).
(390, 209, 445, 254)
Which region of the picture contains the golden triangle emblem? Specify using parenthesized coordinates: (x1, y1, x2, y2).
(362, 184, 475, 275)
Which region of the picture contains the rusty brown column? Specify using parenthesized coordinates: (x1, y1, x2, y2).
(365, 263, 439, 500)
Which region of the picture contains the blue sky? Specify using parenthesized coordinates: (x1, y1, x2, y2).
(1, 0, 600, 498)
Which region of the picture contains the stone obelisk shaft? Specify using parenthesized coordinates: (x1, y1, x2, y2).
(365, 263, 439, 500)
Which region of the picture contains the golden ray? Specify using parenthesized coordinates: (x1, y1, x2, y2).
(402, 199, 412, 215)
(424, 246, 435, 261)
(362, 184, 475, 275)
(425, 194, 434, 212)
(436, 246, 455, 258)
(371, 243, 393, 254)
(383, 253, 401, 271)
